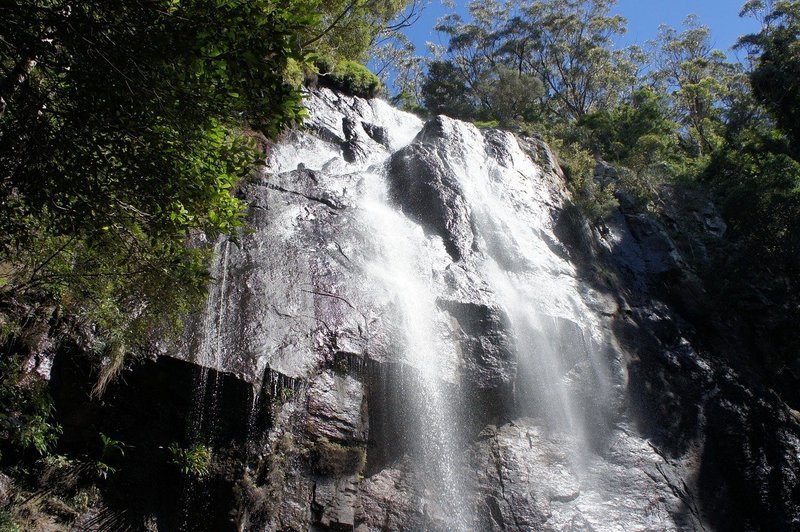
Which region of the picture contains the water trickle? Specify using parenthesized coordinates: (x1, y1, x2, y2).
(188, 238, 231, 438)
(180, 238, 231, 528)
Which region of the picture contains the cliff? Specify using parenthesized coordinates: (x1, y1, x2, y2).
(8, 89, 799, 531)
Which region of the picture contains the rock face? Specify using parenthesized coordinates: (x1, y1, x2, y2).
(41, 88, 797, 530)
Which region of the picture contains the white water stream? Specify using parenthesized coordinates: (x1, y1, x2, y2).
(361, 171, 472, 527)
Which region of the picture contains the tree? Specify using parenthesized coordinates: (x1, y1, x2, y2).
(477, 66, 544, 126)
(651, 15, 736, 155)
(739, 0, 800, 154)
(1, 2, 311, 352)
(420, 60, 480, 119)
(513, 0, 633, 120)
(299, 0, 418, 62)
(691, 0, 800, 369)
(430, 1, 514, 118)
(424, 0, 640, 124)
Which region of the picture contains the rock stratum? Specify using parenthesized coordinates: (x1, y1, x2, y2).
(45, 89, 800, 531)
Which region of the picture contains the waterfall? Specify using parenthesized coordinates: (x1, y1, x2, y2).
(180, 237, 231, 527)
(435, 120, 612, 455)
(188, 237, 231, 439)
(174, 89, 698, 530)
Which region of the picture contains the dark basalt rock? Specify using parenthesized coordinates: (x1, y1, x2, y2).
(361, 122, 390, 148)
(388, 143, 474, 261)
(49, 352, 258, 531)
(438, 299, 515, 390)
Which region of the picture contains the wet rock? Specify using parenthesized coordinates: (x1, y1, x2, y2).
(471, 420, 692, 531)
(306, 371, 366, 443)
(313, 476, 360, 528)
(471, 421, 581, 529)
(361, 122, 390, 147)
(388, 143, 473, 261)
(356, 463, 436, 531)
(438, 300, 515, 390)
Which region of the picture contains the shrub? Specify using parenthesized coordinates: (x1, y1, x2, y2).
(550, 139, 618, 223)
(284, 58, 305, 89)
(168, 443, 212, 477)
(0, 358, 61, 456)
(95, 433, 125, 479)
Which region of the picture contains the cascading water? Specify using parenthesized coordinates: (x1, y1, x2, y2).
(430, 119, 612, 452)
(262, 91, 475, 525)
(360, 172, 471, 527)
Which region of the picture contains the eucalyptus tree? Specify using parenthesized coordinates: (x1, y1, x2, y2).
(739, 0, 800, 154)
(511, 0, 634, 120)
(651, 15, 737, 155)
(300, 0, 420, 61)
(423, 0, 641, 124)
(429, 0, 515, 118)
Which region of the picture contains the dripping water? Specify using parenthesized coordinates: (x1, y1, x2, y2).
(179, 238, 231, 528)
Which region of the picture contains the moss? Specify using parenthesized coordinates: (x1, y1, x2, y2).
(0, 510, 21, 532)
(473, 120, 500, 129)
(312, 437, 366, 476)
(315, 57, 381, 99)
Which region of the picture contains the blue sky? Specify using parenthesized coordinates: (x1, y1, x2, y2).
(402, 0, 760, 59)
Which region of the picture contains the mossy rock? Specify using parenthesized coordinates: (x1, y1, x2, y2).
(315, 57, 381, 99)
(311, 437, 366, 476)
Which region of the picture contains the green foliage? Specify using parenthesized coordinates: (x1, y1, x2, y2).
(700, 125, 800, 367)
(421, 60, 478, 119)
(298, 0, 413, 62)
(579, 89, 679, 205)
(740, 0, 800, 154)
(0, 1, 316, 364)
(277, 387, 296, 402)
(94, 433, 125, 479)
(428, 0, 637, 124)
(168, 443, 212, 477)
(651, 15, 736, 155)
(580, 90, 675, 161)
(0, 358, 61, 457)
(316, 57, 382, 98)
(0, 510, 22, 532)
(550, 138, 618, 222)
(477, 67, 545, 128)
(284, 58, 306, 89)
(705, 129, 800, 279)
